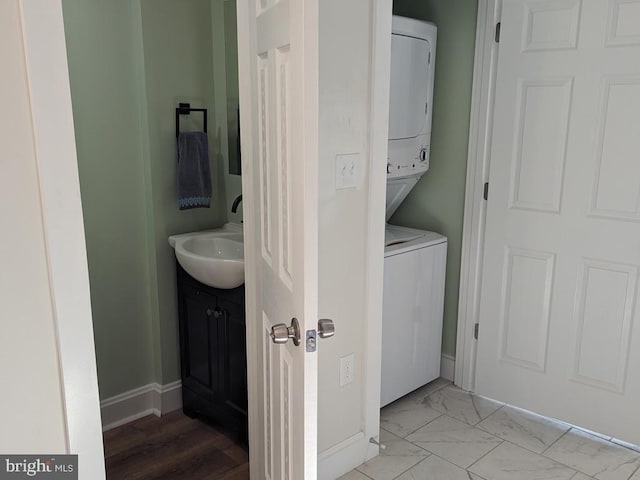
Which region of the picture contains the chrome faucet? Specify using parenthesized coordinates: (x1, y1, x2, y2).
(231, 194, 243, 213)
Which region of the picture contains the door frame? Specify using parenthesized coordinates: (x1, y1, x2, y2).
(19, 0, 105, 476)
(361, 0, 393, 464)
(455, 0, 501, 392)
(234, 2, 259, 476)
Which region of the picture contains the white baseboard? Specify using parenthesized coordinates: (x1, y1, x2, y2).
(318, 432, 371, 480)
(157, 380, 183, 414)
(441, 354, 456, 382)
(315, 356, 456, 478)
(100, 359, 455, 436)
(100, 380, 182, 431)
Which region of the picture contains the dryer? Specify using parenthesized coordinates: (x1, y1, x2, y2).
(381, 16, 447, 407)
(386, 16, 437, 220)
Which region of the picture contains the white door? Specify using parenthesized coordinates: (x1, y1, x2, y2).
(237, 0, 320, 478)
(476, 0, 640, 444)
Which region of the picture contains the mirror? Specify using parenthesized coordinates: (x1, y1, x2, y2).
(224, 0, 241, 176)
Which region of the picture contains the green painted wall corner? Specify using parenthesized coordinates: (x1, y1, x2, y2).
(391, 0, 479, 358)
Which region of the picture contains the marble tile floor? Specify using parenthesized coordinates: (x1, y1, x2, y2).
(340, 379, 640, 480)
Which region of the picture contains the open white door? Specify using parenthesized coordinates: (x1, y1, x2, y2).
(237, 0, 320, 478)
(476, 0, 640, 444)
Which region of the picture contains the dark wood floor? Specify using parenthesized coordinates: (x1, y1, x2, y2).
(103, 411, 249, 480)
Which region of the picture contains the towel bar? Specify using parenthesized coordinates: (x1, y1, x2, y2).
(176, 102, 207, 138)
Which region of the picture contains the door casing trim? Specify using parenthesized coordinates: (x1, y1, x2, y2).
(20, 0, 106, 476)
(455, 0, 502, 391)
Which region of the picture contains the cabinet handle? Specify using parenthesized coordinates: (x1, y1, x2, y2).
(207, 307, 223, 319)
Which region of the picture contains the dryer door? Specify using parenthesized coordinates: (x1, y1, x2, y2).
(388, 34, 431, 140)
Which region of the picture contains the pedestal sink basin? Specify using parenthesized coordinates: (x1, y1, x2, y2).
(169, 224, 244, 289)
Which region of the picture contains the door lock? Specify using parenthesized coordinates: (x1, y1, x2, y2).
(271, 318, 335, 347)
(271, 317, 301, 346)
(318, 318, 336, 339)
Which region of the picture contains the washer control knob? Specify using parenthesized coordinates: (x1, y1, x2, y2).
(419, 148, 428, 162)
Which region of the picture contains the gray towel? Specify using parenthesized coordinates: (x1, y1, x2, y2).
(177, 132, 212, 210)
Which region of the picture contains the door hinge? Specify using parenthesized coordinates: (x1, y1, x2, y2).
(474, 323, 479, 340)
(495, 22, 501, 43)
(483, 182, 489, 200)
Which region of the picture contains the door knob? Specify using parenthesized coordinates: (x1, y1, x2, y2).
(271, 317, 301, 346)
(318, 319, 335, 339)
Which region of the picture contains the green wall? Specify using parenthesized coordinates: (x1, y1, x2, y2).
(62, 0, 156, 398)
(63, 0, 228, 399)
(140, 0, 227, 385)
(392, 0, 478, 357)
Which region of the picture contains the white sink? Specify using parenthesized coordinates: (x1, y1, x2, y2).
(169, 224, 244, 289)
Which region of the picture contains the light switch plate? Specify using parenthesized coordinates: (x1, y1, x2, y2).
(335, 153, 362, 189)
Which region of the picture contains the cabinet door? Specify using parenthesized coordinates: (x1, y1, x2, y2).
(219, 294, 248, 414)
(178, 284, 220, 400)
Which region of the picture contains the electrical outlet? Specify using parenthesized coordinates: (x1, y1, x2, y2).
(340, 354, 355, 387)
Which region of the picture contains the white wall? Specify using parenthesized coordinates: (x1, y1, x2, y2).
(318, 0, 389, 476)
(0, 0, 68, 452)
(318, 0, 372, 450)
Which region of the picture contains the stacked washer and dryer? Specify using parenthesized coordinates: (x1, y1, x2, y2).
(380, 16, 447, 407)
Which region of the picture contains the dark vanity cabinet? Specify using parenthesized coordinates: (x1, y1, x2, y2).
(176, 263, 248, 444)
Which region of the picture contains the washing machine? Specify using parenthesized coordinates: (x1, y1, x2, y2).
(382, 226, 447, 407)
(380, 16, 447, 407)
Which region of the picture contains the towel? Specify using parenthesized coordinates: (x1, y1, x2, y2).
(177, 132, 212, 210)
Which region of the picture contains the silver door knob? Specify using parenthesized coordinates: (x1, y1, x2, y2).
(318, 319, 335, 339)
(271, 317, 301, 346)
